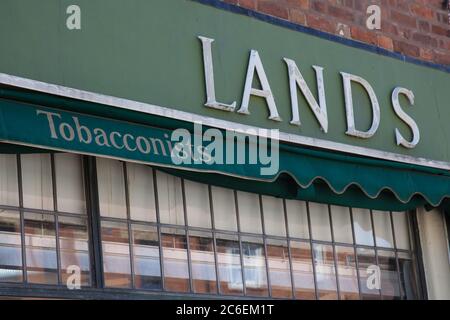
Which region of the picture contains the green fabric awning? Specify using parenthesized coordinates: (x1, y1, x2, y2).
(1, 86, 449, 212)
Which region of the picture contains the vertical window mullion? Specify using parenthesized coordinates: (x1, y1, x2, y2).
(349, 207, 362, 300)
(369, 209, 382, 299)
(181, 179, 193, 293)
(208, 185, 220, 295)
(258, 195, 271, 298)
(234, 190, 247, 296)
(153, 170, 165, 291)
(50, 154, 62, 286)
(283, 199, 296, 299)
(306, 202, 319, 300)
(328, 205, 341, 300)
(122, 162, 135, 289)
(17, 154, 27, 284)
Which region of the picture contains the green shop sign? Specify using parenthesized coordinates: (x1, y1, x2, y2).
(0, 0, 449, 170)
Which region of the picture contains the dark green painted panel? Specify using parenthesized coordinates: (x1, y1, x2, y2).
(0, 0, 449, 165)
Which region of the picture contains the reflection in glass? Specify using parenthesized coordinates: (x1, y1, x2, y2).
(0, 155, 19, 206)
(331, 206, 353, 244)
(372, 211, 394, 248)
(262, 196, 286, 237)
(313, 244, 338, 300)
(161, 228, 189, 292)
(357, 248, 380, 299)
(185, 180, 211, 229)
(0, 210, 22, 282)
(132, 224, 161, 290)
(157, 172, 185, 225)
(309, 203, 332, 241)
(335, 246, 359, 300)
(101, 221, 131, 288)
(241, 236, 268, 297)
(378, 250, 400, 299)
(236, 192, 262, 234)
(24, 213, 58, 284)
(97, 158, 127, 219)
(211, 187, 237, 231)
(127, 163, 157, 222)
(21, 154, 54, 211)
(266, 239, 292, 298)
(285, 200, 309, 239)
(290, 241, 315, 299)
(54, 154, 86, 214)
(392, 212, 411, 250)
(216, 234, 243, 295)
(398, 252, 419, 300)
(353, 208, 374, 246)
(59, 216, 90, 286)
(189, 231, 217, 294)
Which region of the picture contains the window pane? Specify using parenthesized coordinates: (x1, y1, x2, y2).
(185, 180, 211, 228)
(132, 224, 161, 290)
(0, 210, 22, 282)
(237, 192, 262, 234)
(241, 236, 268, 297)
(373, 211, 394, 248)
(216, 233, 243, 295)
(54, 154, 86, 214)
(101, 221, 131, 288)
(97, 158, 127, 219)
(353, 208, 374, 246)
(156, 171, 184, 226)
(357, 248, 380, 300)
(392, 212, 410, 250)
(211, 186, 237, 231)
(335, 246, 359, 300)
(59, 215, 90, 286)
(285, 200, 309, 239)
(313, 244, 338, 300)
(161, 227, 189, 292)
(266, 239, 292, 298)
(189, 231, 217, 294)
(290, 241, 315, 299)
(21, 154, 53, 210)
(331, 206, 353, 244)
(127, 163, 157, 222)
(398, 252, 419, 300)
(262, 196, 286, 236)
(309, 202, 332, 241)
(24, 212, 58, 284)
(0, 154, 19, 206)
(378, 250, 401, 300)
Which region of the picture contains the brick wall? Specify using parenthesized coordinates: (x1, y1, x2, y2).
(222, 0, 450, 66)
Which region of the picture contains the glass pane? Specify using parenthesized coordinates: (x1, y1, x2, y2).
(189, 231, 217, 294)
(161, 227, 189, 292)
(392, 212, 410, 250)
(262, 196, 286, 236)
(373, 211, 394, 248)
(24, 212, 58, 284)
(290, 241, 315, 300)
(59, 215, 90, 287)
(266, 239, 292, 298)
(398, 252, 419, 300)
(353, 208, 374, 246)
(309, 202, 332, 241)
(101, 221, 131, 288)
(127, 163, 157, 222)
(132, 224, 161, 290)
(0, 154, 19, 206)
(156, 171, 184, 226)
(0, 210, 22, 282)
(357, 248, 380, 300)
(313, 244, 338, 300)
(331, 206, 353, 244)
(216, 233, 243, 295)
(97, 158, 127, 219)
(285, 200, 309, 239)
(21, 154, 53, 210)
(335, 246, 359, 300)
(236, 192, 262, 234)
(211, 186, 237, 231)
(54, 154, 86, 214)
(241, 236, 268, 297)
(378, 250, 401, 300)
(185, 180, 211, 228)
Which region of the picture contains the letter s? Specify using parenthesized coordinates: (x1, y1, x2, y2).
(392, 87, 420, 149)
